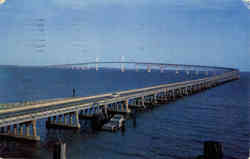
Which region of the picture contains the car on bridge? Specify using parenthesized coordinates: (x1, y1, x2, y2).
(111, 93, 120, 98)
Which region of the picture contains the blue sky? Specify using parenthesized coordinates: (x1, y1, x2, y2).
(0, 0, 249, 71)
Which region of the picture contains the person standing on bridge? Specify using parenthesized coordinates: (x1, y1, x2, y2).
(73, 88, 76, 97)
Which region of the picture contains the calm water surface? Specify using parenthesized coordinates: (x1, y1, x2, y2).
(0, 67, 249, 159)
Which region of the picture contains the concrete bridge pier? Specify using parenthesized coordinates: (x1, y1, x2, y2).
(19, 124, 24, 136)
(121, 63, 125, 72)
(179, 88, 184, 97)
(157, 93, 168, 104)
(0, 121, 40, 141)
(160, 65, 164, 73)
(176, 69, 179, 74)
(7, 125, 10, 134)
(141, 96, 145, 108)
(147, 64, 151, 73)
(153, 94, 158, 104)
(175, 89, 180, 98)
(135, 64, 139, 72)
(103, 104, 108, 116)
(25, 122, 30, 137)
(46, 112, 81, 129)
(95, 63, 99, 71)
(129, 98, 144, 110)
(165, 92, 170, 103)
(107, 100, 131, 115)
(188, 86, 193, 95)
(75, 111, 81, 128)
(180, 88, 184, 96)
(168, 91, 172, 100)
(124, 100, 130, 114)
(186, 87, 190, 96)
(13, 124, 17, 135)
(130, 96, 146, 108)
(172, 90, 176, 100)
(182, 88, 187, 96)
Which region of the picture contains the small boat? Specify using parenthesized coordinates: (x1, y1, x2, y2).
(102, 115, 125, 132)
(110, 114, 125, 128)
(102, 121, 119, 132)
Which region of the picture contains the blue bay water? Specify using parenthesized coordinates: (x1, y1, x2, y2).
(0, 67, 249, 159)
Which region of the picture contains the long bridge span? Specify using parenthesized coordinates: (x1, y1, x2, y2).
(0, 61, 240, 141)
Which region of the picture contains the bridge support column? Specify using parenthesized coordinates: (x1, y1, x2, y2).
(121, 64, 125, 72)
(136, 64, 139, 72)
(153, 94, 158, 104)
(25, 122, 30, 137)
(32, 120, 37, 137)
(141, 96, 145, 107)
(95, 57, 99, 71)
(160, 65, 164, 73)
(104, 104, 108, 115)
(125, 99, 130, 114)
(46, 113, 80, 130)
(75, 111, 81, 129)
(13, 124, 17, 135)
(173, 90, 176, 100)
(19, 124, 24, 136)
(69, 113, 73, 126)
(147, 64, 151, 73)
(7, 125, 10, 134)
(120, 102, 124, 112)
(0, 122, 40, 141)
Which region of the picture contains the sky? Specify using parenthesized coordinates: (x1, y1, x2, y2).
(0, 0, 249, 71)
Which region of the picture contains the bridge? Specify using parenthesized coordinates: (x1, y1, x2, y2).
(0, 61, 240, 141)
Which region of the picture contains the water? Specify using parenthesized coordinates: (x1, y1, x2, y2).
(0, 67, 249, 159)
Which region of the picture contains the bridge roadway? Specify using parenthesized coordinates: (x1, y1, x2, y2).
(0, 66, 240, 141)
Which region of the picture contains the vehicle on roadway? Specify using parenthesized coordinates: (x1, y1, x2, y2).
(111, 92, 120, 98)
